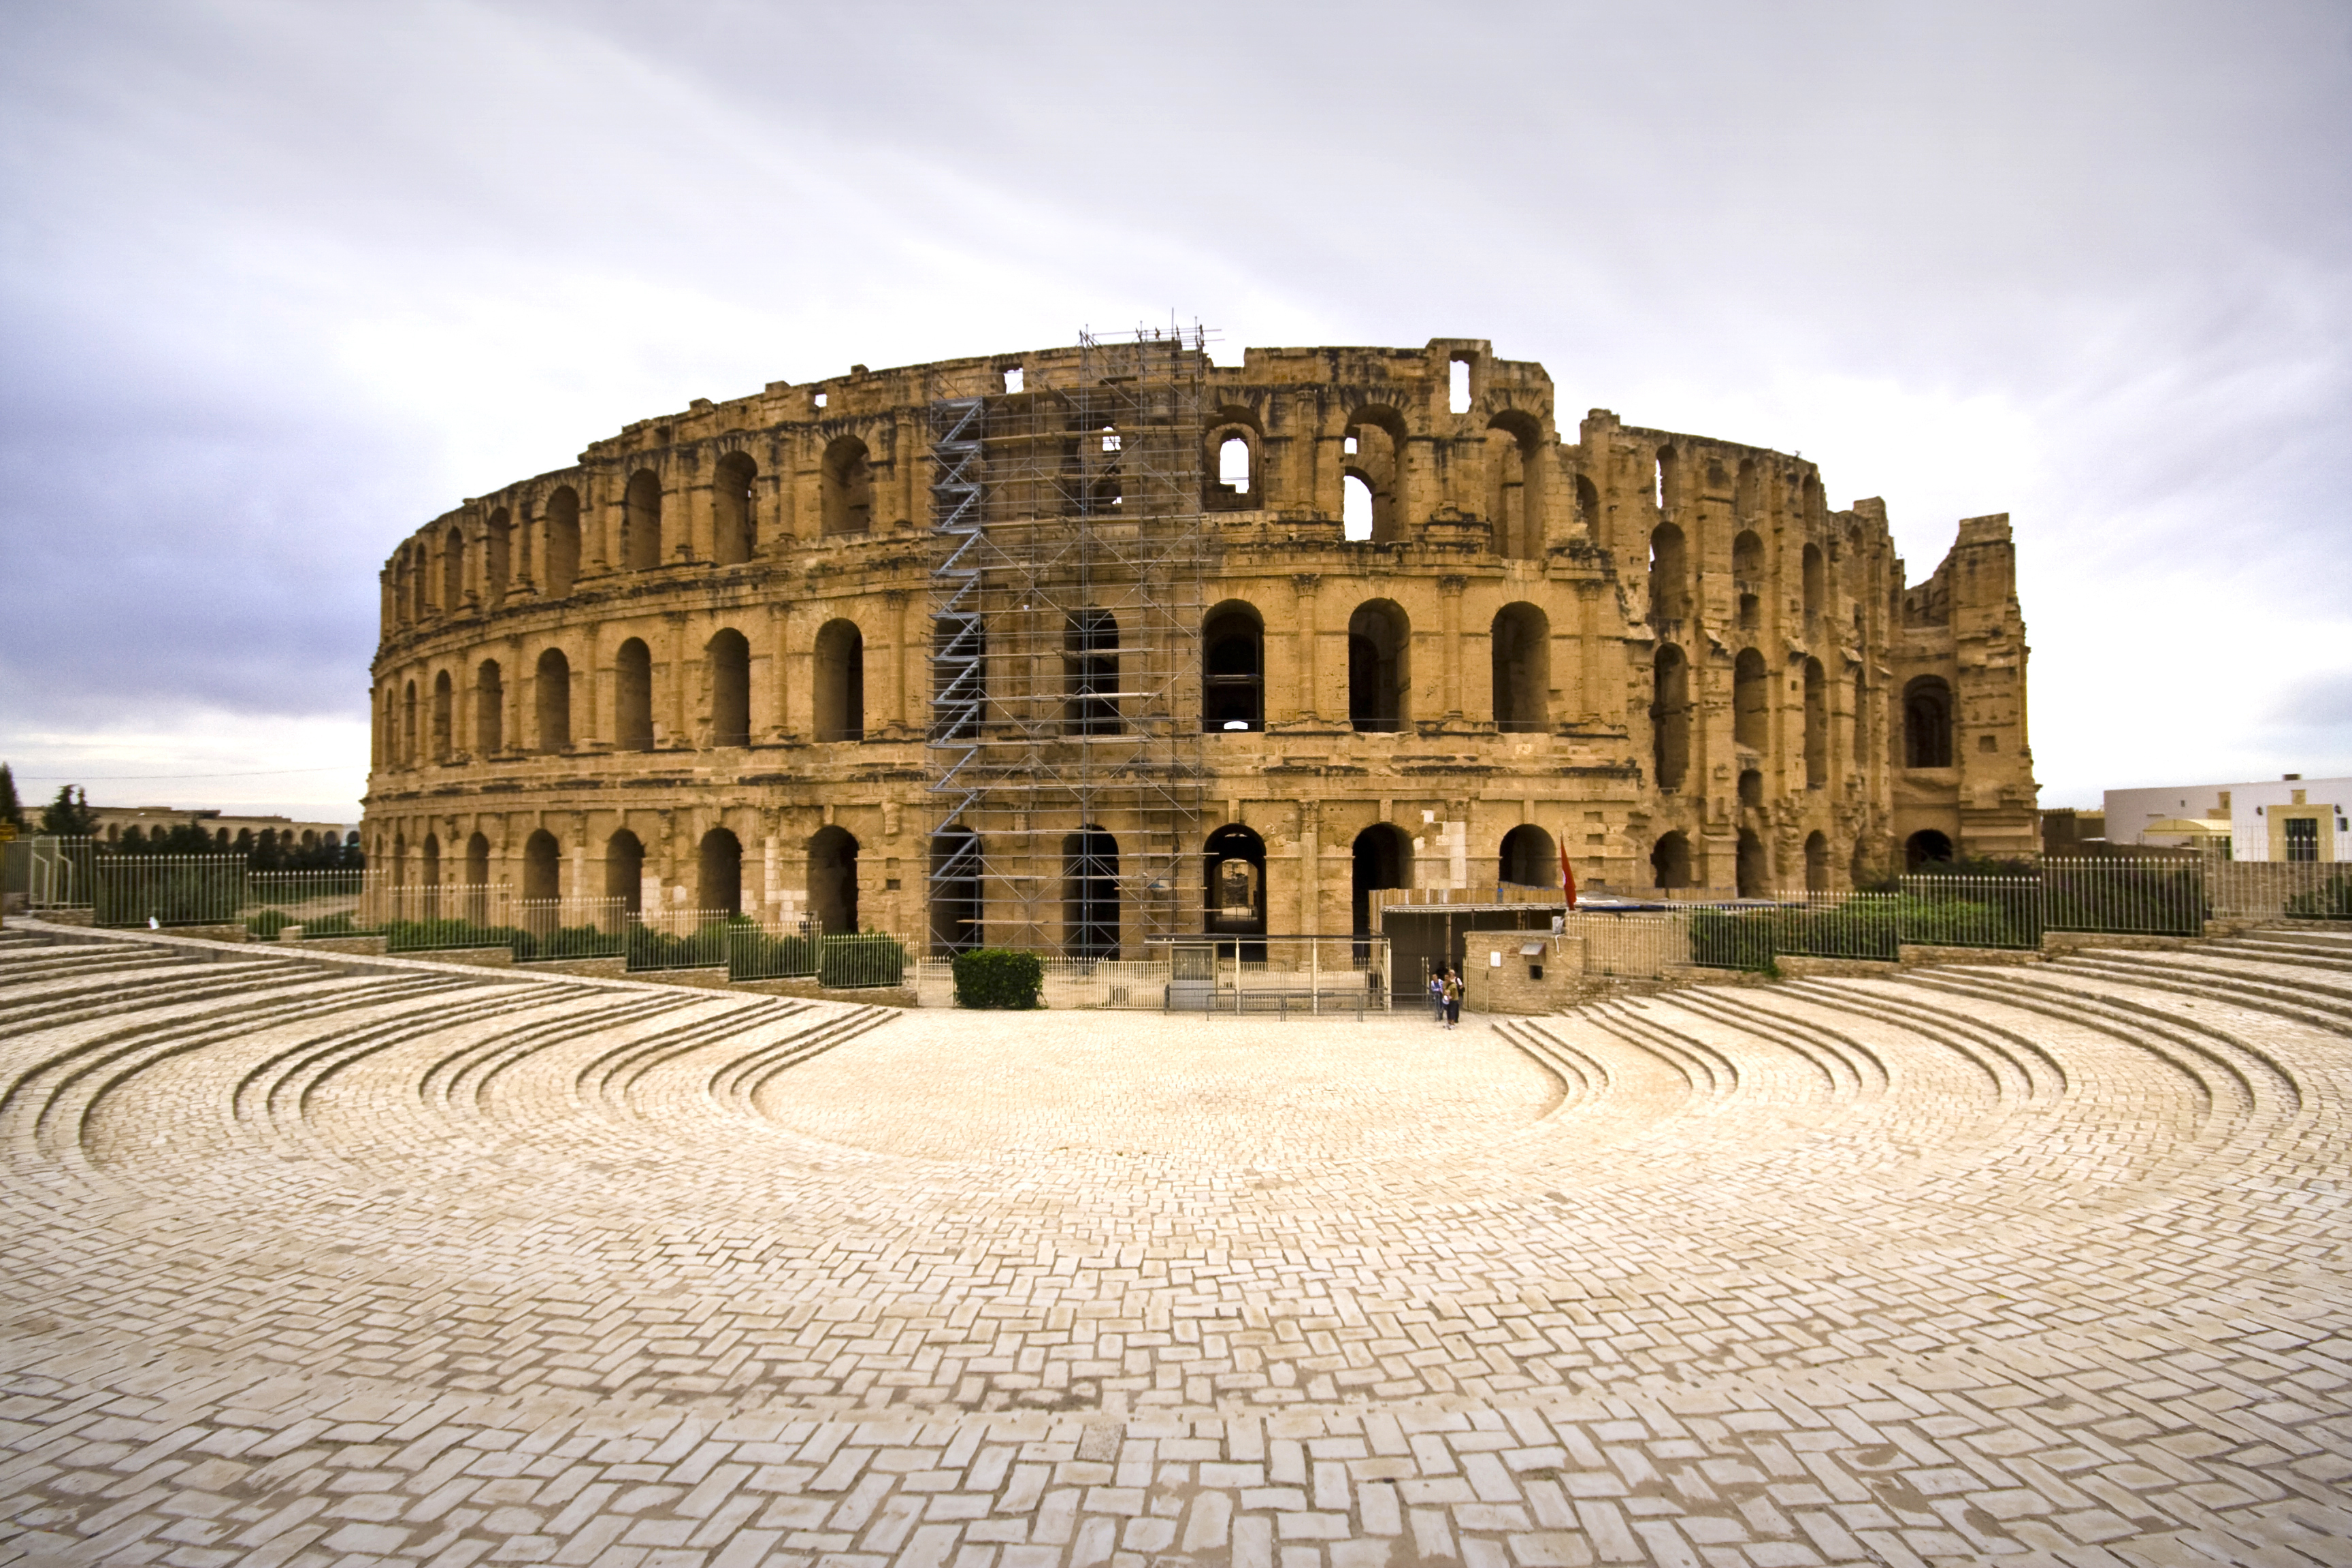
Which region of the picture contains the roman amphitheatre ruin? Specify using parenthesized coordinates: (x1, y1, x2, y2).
(361, 335, 2037, 949)
(3, 336, 2347, 1566)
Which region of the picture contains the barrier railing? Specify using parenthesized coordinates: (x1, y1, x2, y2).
(3, 836, 95, 909)
(2204, 859, 2351, 920)
(1155, 936, 1391, 1015)
(725, 924, 911, 988)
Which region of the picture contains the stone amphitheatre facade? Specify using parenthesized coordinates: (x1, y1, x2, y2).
(364, 336, 2037, 948)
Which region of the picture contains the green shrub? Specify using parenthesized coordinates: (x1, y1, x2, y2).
(953, 947, 1043, 1009)
(727, 928, 820, 981)
(1689, 910, 1774, 971)
(820, 932, 906, 989)
(382, 917, 534, 958)
(244, 909, 295, 941)
(301, 912, 358, 938)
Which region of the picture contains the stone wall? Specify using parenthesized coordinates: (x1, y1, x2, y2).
(362, 338, 2037, 951)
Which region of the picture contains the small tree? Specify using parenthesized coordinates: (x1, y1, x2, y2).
(0, 763, 24, 831)
(39, 785, 96, 837)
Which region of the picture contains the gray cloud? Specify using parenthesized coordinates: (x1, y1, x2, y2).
(2, 0, 2347, 811)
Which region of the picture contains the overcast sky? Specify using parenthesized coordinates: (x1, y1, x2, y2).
(2, 0, 2346, 821)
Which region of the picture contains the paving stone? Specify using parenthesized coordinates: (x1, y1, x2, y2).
(2, 930, 2349, 1565)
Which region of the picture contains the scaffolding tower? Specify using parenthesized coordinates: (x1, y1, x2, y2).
(926, 325, 1210, 958)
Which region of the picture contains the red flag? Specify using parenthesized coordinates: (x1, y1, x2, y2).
(1559, 836, 1578, 910)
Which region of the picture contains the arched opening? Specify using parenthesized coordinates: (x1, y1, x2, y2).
(431, 670, 453, 763)
(442, 527, 465, 611)
(1736, 828, 1767, 898)
(391, 831, 408, 888)
(698, 827, 742, 915)
(708, 628, 751, 747)
(1733, 647, 1768, 753)
(1343, 407, 1405, 542)
(1499, 824, 1556, 889)
(1341, 474, 1375, 541)
(929, 825, 982, 955)
(475, 659, 503, 755)
(1218, 434, 1252, 495)
(1205, 823, 1267, 938)
(1904, 676, 1954, 768)
(1203, 601, 1264, 732)
(1650, 831, 1693, 890)
(1738, 768, 1763, 808)
(624, 470, 664, 571)
(1906, 829, 1955, 869)
(713, 452, 756, 566)
(523, 828, 560, 903)
(1802, 542, 1825, 630)
(1085, 423, 1124, 514)
(615, 638, 655, 751)
(931, 614, 983, 740)
(401, 679, 418, 766)
(1732, 528, 1763, 630)
(1652, 644, 1690, 792)
(485, 510, 510, 603)
(1486, 411, 1545, 559)
(409, 544, 429, 621)
(1648, 523, 1688, 621)
(815, 619, 866, 742)
(1206, 414, 1259, 510)
(605, 829, 644, 913)
(1655, 444, 1678, 513)
(1803, 656, 1828, 787)
(534, 649, 570, 752)
(809, 826, 860, 935)
(1492, 602, 1550, 732)
(1574, 473, 1599, 534)
(1064, 609, 1120, 736)
(465, 832, 490, 921)
(1735, 458, 1759, 519)
(822, 436, 873, 535)
(1348, 600, 1409, 732)
(391, 556, 411, 626)
(1351, 823, 1409, 939)
(1806, 831, 1830, 892)
(1062, 826, 1119, 958)
(544, 487, 581, 597)
(421, 834, 442, 919)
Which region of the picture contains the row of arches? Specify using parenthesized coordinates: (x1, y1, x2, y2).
(1195, 600, 1550, 734)
(1648, 521, 1827, 636)
(1651, 645, 1942, 795)
(389, 442, 881, 626)
(385, 620, 866, 767)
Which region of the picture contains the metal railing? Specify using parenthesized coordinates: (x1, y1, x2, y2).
(3, 836, 95, 909)
(1156, 936, 1391, 1015)
(726, 924, 910, 989)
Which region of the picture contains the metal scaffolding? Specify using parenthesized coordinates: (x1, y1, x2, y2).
(926, 325, 1210, 958)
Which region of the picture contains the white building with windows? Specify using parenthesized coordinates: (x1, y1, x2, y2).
(2104, 775, 2350, 862)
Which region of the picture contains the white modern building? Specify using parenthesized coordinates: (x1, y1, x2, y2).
(2103, 775, 2349, 862)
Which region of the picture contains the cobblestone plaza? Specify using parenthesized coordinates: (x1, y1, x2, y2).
(3, 924, 2349, 1566)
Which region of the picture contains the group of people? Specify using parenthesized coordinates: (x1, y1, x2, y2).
(1427, 965, 1463, 1028)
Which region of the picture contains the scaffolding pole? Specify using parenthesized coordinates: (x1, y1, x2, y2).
(926, 324, 1210, 959)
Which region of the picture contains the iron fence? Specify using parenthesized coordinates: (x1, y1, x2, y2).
(1562, 911, 1690, 979)
(2205, 858, 2352, 920)
(725, 924, 910, 988)
(95, 853, 246, 927)
(626, 908, 740, 971)
(1155, 936, 1391, 1015)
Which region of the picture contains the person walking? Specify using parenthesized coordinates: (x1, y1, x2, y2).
(1442, 967, 1463, 1029)
(1428, 967, 1446, 1024)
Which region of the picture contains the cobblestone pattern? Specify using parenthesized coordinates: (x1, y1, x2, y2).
(3, 924, 2349, 1566)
